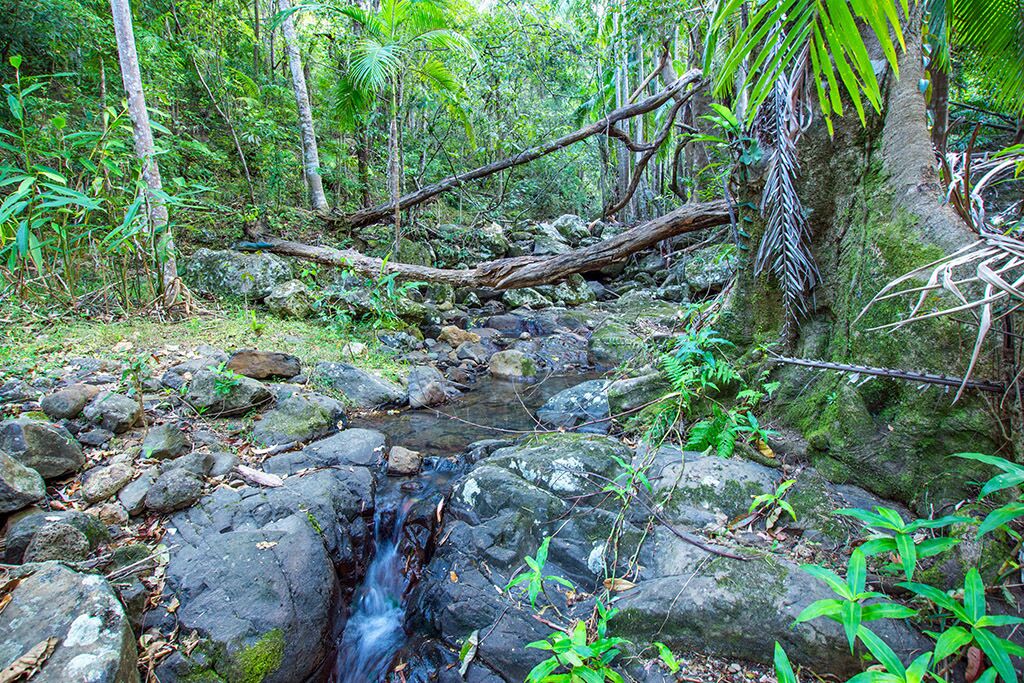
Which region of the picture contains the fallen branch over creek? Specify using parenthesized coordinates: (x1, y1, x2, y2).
(244, 199, 730, 289)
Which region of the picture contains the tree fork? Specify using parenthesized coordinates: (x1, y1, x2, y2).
(322, 70, 705, 229)
(250, 199, 729, 289)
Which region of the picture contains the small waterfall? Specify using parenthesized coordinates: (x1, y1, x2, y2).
(332, 500, 413, 683)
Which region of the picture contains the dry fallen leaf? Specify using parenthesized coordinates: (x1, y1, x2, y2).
(755, 440, 775, 458)
(0, 637, 57, 683)
(449, 571, 459, 583)
(602, 578, 637, 592)
(255, 541, 278, 550)
(166, 597, 180, 614)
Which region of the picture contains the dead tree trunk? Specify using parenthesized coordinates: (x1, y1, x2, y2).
(110, 0, 180, 307)
(327, 69, 703, 229)
(278, 0, 328, 212)
(256, 199, 728, 289)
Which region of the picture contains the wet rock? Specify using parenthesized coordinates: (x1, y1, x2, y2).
(488, 350, 537, 380)
(142, 422, 191, 460)
(0, 451, 45, 513)
(182, 248, 293, 300)
(226, 349, 302, 380)
(438, 325, 480, 346)
(4, 510, 109, 564)
(118, 469, 157, 516)
(265, 279, 313, 319)
(83, 392, 142, 434)
(82, 458, 135, 504)
(607, 372, 672, 414)
(40, 383, 101, 420)
(145, 469, 203, 513)
(158, 468, 372, 683)
(313, 362, 405, 409)
(388, 446, 423, 476)
(0, 417, 84, 479)
(262, 428, 387, 476)
(23, 521, 91, 562)
(455, 341, 490, 365)
(536, 380, 610, 434)
(184, 368, 273, 416)
(252, 391, 345, 446)
(0, 562, 138, 682)
(588, 320, 637, 366)
(407, 366, 457, 408)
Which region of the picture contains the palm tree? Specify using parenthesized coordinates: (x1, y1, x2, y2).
(339, 0, 475, 254)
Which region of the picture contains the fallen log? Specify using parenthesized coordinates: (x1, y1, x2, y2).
(251, 199, 729, 289)
(325, 69, 704, 229)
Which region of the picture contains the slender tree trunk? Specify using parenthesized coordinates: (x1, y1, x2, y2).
(388, 76, 403, 253)
(252, 0, 260, 74)
(109, 0, 179, 307)
(277, 0, 328, 212)
(929, 65, 950, 157)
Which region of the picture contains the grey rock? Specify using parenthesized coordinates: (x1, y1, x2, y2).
(407, 366, 458, 408)
(160, 452, 214, 477)
(209, 451, 238, 477)
(680, 243, 739, 291)
(531, 222, 571, 256)
(184, 368, 273, 416)
(4, 510, 108, 564)
(40, 383, 101, 419)
(607, 372, 672, 415)
(78, 428, 114, 447)
(0, 417, 84, 479)
(0, 562, 138, 682)
(0, 451, 44, 513)
(265, 279, 313, 319)
(252, 392, 345, 446)
(23, 521, 90, 562)
(182, 248, 293, 300)
(313, 362, 405, 409)
(501, 287, 553, 309)
(536, 380, 610, 434)
(142, 423, 191, 460)
(226, 349, 302, 379)
(550, 214, 590, 243)
(145, 469, 203, 513)
(160, 351, 228, 391)
(455, 341, 490, 364)
(263, 428, 387, 476)
(488, 350, 537, 380)
(388, 446, 422, 476)
(118, 469, 157, 516)
(83, 392, 142, 434)
(82, 459, 134, 503)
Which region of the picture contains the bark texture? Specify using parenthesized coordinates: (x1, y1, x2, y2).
(110, 0, 179, 305)
(258, 199, 729, 289)
(278, 0, 328, 212)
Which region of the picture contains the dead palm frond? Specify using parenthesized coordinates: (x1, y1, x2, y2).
(858, 234, 1024, 400)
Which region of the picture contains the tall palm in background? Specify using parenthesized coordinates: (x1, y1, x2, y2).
(339, 0, 475, 252)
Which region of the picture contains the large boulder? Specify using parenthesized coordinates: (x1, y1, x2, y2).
(265, 279, 313, 319)
(262, 428, 386, 476)
(313, 362, 405, 409)
(0, 417, 84, 479)
(679, 243, 739, 292)
(0, 562, 138, 682)
(156, 468, 373, 683)
(142, 423, 191, 460)
(184, 368, 273, 417)
(252, 391, 345, 446)
(40, 383, 100, 420)
(488, 350, 537, 380)
(82, 392, 142, 434)
(182, 248, 293, 300)
(536, 380, 610, 434)
(531, 222, 572, 256)
(550, 214, 590, 244)
(226, 350, 302, 380)
(0, 450, 45, 513)
(4, 510, 109, 564)
(407, 366, 458, 408)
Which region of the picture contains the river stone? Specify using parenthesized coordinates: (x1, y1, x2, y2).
(588, 320, 638, 366)
(407, 366, 457, 408)
(263, 428, 387, 476)
(607, 372, 672, 414)
(265, 279, 313, 319)
(536, 380, 610, 434)
(145, 469, 203, 513)
(388, 446, 422, 476)
(680, 243, 739, 291)
(455, 341, 490, 364)
(398, 238, 435, 266)
(0, 451, 45, 513)
(23, 521, 91, 562)
(0, 417, 84, 479)
(531, 221, 571, 255)
(182, 248, 293, 300)
(502, 287, 553, 309)
(83, 392, 142, 434)
(82, 459, 135, 504)
(550, 214, 590, 243)
(40, 383, 101, 420)
(313, 362, 405, 409)
(0, 562, 138, 682)
(488, 350, 537, 380)
(4, 510, 109, 564)
(438, 325, 480, 346)
(160, 451, 215, 477)
(226, 349, 302, 379)
(157, 468, 372, 683)
(118, 468, 157, 516)
(185, 368, 273, 416)
(252, 392, 345, 446)
(160, 350, 229, 391)
(142, 422, 191, 460)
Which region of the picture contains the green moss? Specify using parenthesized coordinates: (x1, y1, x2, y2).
(230, 629, 285, 683)
(305, 508, 324, 535)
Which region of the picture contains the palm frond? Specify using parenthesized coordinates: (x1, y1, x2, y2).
(350, 39, 405, 90)
(951, 0, 1024, 116)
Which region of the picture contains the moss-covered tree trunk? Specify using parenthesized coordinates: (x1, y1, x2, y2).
(725, 28, 1008, 512)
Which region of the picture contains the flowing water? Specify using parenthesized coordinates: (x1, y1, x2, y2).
(331, 373, 600, 681)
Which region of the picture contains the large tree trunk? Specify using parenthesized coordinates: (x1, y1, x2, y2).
(278, 0, 328, 212)
(728, 20, 999, 512)
(330, 69, 702, 229)
(255, 199, 729, 289)
(110, 0, 179, 307)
